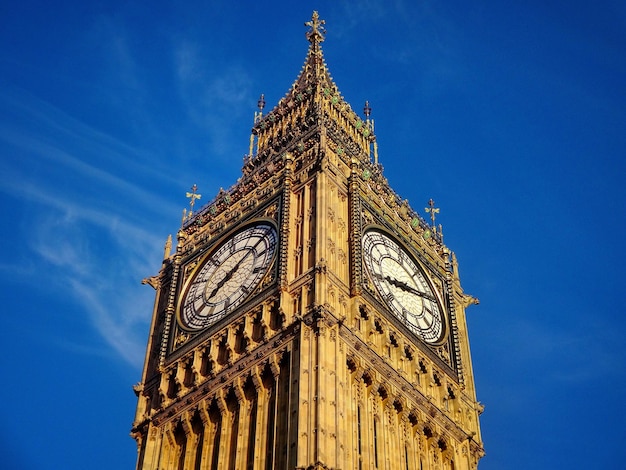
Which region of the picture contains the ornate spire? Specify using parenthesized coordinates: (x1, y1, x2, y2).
(299, 11, 330, 89)
(249, 11, 377, 165)
(253, 11, 339, 136)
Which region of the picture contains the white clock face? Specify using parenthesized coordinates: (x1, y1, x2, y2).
(179, 222, 278, 331)
(362, 230, 444, 344)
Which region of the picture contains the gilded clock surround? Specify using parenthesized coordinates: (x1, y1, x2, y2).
(132, 11, 484, 470)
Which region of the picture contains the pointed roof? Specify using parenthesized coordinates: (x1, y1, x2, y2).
(252, 11, 376, 161)
(291, 11, 336, 101)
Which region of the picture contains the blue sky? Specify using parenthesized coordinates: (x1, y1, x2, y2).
(1, 1, 625, 468)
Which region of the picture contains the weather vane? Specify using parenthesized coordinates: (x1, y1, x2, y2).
(425, 198, 440, 227)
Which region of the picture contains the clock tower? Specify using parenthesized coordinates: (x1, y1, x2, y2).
(132, 12, 484, 470)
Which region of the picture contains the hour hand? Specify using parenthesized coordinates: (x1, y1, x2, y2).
(207, 264, 239, 299)
(383, 275, 407, 290)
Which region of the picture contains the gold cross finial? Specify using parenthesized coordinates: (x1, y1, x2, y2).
(425, 198, 440, 227)
(185, 184, 201, 216)
(305, 11, 326, 44)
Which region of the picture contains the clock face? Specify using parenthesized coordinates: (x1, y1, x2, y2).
(362, 229, 445, 344)
(179, 222, 278, 331)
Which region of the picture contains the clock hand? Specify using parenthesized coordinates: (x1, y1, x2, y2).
(234, 235, 269, 268)
(382, 275, 406, 289)
(207, 234, 272, 300)
(382, 275, 437, 302)
(207, 265, 238, 300)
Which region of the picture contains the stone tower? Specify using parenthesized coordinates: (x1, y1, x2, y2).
(132, 12, 484, 470)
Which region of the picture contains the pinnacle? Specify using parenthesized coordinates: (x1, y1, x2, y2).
(248, 12, 376, 169)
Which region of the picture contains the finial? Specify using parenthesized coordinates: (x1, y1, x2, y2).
(164, 234, 172, 259)
(257, 94, 266, 114)
(363, 100, 378, 165)
(254, 94, 266, 125)
(305, 11, 326, 44)
(373, 139, 379, 166)
(250, 94, 266, 155)
(185, 184, 201, 219)
(425, 198, 440, 228)
(364, 101, 372, 119)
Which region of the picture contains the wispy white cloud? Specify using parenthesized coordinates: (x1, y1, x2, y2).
(0, 89, 177, 369)
(30, 212, 93, 278)
(15, 182, 163, 368)
(0, 38, 256, 368)
(70, 277, 151, 368)
(0, 89, 184, 207)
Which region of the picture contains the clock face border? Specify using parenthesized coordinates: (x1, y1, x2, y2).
(361, 227, 447, 345)
(176, 219, 278, 332)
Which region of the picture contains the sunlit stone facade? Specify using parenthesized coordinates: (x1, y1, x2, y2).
(132, 12, 484, 470)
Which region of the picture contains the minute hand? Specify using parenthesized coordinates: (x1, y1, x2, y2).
(207, 235, 270, 300)
(384, 275, 437, 302)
